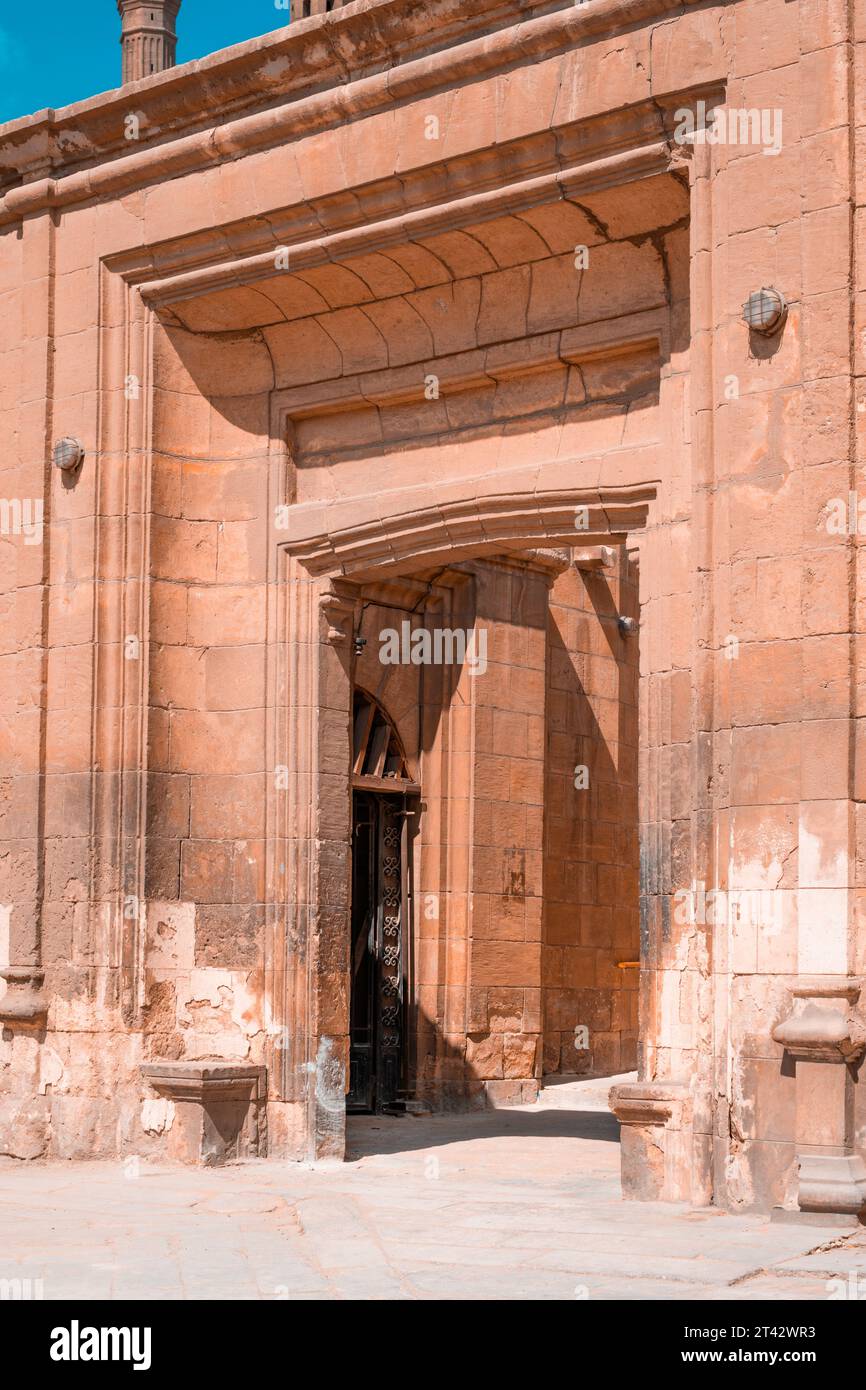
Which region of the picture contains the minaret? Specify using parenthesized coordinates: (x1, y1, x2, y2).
(290, 1, 343, 17)
(118, 1, 182, 84)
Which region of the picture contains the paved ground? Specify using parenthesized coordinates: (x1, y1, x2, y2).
(1, 1082, 864, 1300)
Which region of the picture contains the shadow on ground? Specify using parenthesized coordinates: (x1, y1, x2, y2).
(345, 1106, 621, 1158)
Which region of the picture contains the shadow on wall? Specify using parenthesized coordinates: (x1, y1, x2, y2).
(543, 552, 640, 1080)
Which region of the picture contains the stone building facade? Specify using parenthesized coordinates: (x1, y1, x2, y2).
(0, 0, 865, 1218)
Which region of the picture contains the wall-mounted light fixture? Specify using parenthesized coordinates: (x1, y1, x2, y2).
(742, 287, 787, 337)
(618, 616, 638, 637)
(53, 437, 85, 472)
(352, 634, 367, 656)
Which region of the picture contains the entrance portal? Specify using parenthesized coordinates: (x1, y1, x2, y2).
(348, 691, 419, 1114)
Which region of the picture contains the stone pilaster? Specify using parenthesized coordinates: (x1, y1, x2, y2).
(772, 981, 866, 1219)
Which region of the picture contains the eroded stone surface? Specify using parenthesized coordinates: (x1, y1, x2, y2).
(0, 0, 865, 1219)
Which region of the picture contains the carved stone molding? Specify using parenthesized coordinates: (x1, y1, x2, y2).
(280, 474, 654, 580)
(516, 548, 572, 581)
(141, 1062, 267, 1166)
(1, 0, 707, 229)
(772, 981, 865, 1065)
(0, 968, 47, 1023)
(319, 586, 357, 644)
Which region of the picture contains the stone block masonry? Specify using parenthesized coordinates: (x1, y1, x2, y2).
(0, 0, 864, 1222)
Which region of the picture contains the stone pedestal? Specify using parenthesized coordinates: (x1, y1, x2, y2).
(140, 1062, 266, 1166)
(609, 1080, 692, 1201)
(772, 982, 866, 1220)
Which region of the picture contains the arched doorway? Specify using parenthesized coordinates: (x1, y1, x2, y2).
(348, 689, 420, 1113)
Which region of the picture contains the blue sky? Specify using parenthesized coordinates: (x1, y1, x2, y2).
(0, 2, 292, 125)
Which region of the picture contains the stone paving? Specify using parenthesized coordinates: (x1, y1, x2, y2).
(0, 1095, 864, 1301)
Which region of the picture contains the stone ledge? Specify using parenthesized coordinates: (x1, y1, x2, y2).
(141, 1061, 266, 1099)
(609, 1080, 691, 1129)
(772, 980, 865, 1065)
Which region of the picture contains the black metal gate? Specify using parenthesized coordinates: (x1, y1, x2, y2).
(348, 791, 406, 1112)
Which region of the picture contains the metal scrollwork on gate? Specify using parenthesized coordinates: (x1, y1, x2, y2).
(377, 806, 404, 1106)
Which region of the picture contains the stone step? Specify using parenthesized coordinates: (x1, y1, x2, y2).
(535, 1071, 637, 1111)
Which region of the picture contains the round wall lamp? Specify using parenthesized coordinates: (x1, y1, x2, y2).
(53, 437, 85, 472)
(742, 287, 787, 337)
(618, 616, 638, 637)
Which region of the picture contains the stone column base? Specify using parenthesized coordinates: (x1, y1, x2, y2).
(798, 1154, 866, 1218)
(141, 1062, 266, 1166)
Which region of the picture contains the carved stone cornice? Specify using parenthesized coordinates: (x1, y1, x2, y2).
(0, 0, 714, 207)
(140, 144, 676, 313)
(273, 322, 665, 426)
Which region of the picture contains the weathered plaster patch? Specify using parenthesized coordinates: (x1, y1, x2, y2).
(798, 888, 848, 975)
(176, 969, 262, 1060)
(141, 1097, 175, 1134)
(145, 901, 196, 973)
(723, 1140, 755, 1210)
(52, 966, 126, 1031)
(37, 1047, 64, 1096)
(798, 804, 849, 890)
(659, 970, 693, 1050)
(730, 850, 788, 894)
(316, 1036, 346, 1118)
(0, 902, 8, 1007)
